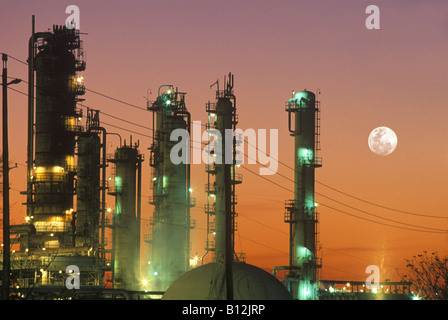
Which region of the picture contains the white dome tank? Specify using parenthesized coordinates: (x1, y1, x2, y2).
(162, 262, 292, 300)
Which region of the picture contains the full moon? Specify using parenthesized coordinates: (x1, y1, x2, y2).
(368, 126, 398, 156)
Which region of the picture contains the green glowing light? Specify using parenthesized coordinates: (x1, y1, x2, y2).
(115, 176, 122, 192)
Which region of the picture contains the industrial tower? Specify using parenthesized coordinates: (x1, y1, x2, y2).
(2, 25, 108, 297)
(277, 90, 322, 300)
(147, 86, 195, 292)
(107, 139, 143, 290)
(27, 25, 85, 248)
(204, 73, 244, 299)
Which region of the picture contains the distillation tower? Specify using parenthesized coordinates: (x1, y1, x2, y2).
(203, 73, 244, 299)
(146, 86, 195, 292)
(107, 139, 143, 290)
(162, 74, 291, 300)
(204, 73, 244, 264)
(277, 90, 322, 300)
(2, 25, 108, 297)
(27, 25, 85, 248)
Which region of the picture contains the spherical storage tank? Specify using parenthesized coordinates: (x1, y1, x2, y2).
(162, 262, 292, 300)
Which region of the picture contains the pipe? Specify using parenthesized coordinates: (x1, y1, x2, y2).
(87, 126, 107, 270)
(175, 109, 191, 270)
(136, 153, 142, 283)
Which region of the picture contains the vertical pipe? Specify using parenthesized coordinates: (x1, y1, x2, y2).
(27, 15, 35, 218)
(2, 54, 10, 300)
(136, 154, 142, 284)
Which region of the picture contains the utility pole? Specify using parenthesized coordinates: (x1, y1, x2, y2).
(2, 53, 11, 300)
(2, 53, 21, 300)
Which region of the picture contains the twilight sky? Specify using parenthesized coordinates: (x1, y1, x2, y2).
(1, 0, 447, 283)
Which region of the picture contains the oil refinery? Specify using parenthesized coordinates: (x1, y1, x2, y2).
(0, 20, 416, 301)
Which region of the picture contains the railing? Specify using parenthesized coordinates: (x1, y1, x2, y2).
(187, 197, 196, 207)
(204, 183, 215, 194)
(231, 173, 243, 184)
(204, 204, 215, 214)
(33, 172, 64, 182)
(205, 102, 217, 113)
(205, 163, 216, 173)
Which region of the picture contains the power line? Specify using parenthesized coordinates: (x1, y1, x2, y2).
(239, 164, 448, 234)
(4, 51, 447, 219)
(9, 85, 447, 233)
(244, 138, 447, 219)
(5, 53, 447, 233)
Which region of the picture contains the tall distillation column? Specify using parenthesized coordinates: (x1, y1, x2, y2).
(75, 109, 102, 250)
(27, 25, 85, 249)
(283, 90, 322, 300)
(108, 140, 143, 290)
(147, 86, 195, 292)
(204, 73, 243, 299)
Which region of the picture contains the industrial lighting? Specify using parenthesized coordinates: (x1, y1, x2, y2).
(153, 271, 158, 276)
(142, 279, 148, 286)
(152, 177, 157, 181)
(25, 216, 30, 222)
(189, 188, 193, 193)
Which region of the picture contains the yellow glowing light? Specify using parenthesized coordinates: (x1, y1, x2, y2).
(34, 167, 45, 174)
(142, 279, 148, 286)
(52, 166, 64, 173)
(25, 216, 30, 222)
